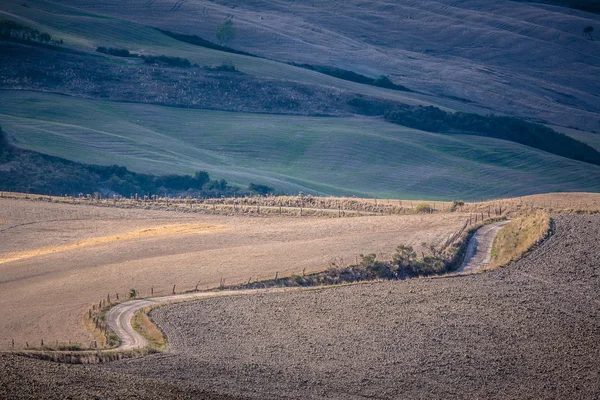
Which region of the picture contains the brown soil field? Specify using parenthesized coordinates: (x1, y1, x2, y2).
(94, 214, 598, 399)
(0, 353, 247, 400)
(0, 198, 468, 349)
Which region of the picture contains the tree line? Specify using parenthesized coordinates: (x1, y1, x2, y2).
(0, 20, 62, 45)
(383, 105, 600, 166)
(0, 127, 273, 197)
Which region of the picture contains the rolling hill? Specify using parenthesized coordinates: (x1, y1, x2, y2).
(51, 0, 600, 132)
(2, 91, 599, 199)
(0, 0, 599, 198)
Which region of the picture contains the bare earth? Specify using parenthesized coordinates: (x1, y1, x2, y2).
(0, 198, 467, 348)
(97, 214, 598, 399)
(0, 215, 598, 398)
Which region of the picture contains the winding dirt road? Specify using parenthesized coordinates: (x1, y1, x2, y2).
(107, 288, 294, 351)
(107, 221, 509, 351)
(457, 220, 509, 274)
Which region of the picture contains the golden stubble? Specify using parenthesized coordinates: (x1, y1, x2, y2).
(0, 223, 226, 265)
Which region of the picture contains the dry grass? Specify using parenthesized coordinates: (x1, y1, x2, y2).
(458, 192, 600, 216)
(132, 307, 167, 351)
(487, 210, 552, 270)
(0, 197, 467, 349)
(0, 224, 225, 265)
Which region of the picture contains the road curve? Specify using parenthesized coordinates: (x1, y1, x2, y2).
(456, 220, 509, 274)
(107, 221, 510, 352)
(106, 288, 294, 351)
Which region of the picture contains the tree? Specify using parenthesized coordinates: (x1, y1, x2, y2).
(584, 26, 594, 40)
(216, 19, 235, 46)
(249, 183, 274, 195)
(194, 171, 210, 188)
(392, 245, 417, 276)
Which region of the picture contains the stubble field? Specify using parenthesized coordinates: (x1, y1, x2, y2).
(0, 197, 469, 349)
(1, 214, 598, 399)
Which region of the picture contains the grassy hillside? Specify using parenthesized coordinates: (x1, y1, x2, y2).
(2, 91, 599, 199)
(1, 0, 599, 199)
(0, 126, 240, 197)
(50, 0, 600, 132)
(0, 0, 480, 113)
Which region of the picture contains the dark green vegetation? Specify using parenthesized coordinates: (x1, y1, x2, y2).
(383, 105, 600, 166)
(230, 220, 489, 289)
(95, 46, 135, 57)
(248, 183, 275, 196)
(141, 55, 194, 68)
(3, 91, 600, 199)
(156, 28, 259, 58)
(0, 127, 239, 197)
(0, 19, 62, 45)
(291, 63, 413, 92)
(0, 42, 351, 115)
(519, 0, 600, 13)
(215, 19, 235, 46)
(97, 46, 195, 67)
(232, 249, 447, 289)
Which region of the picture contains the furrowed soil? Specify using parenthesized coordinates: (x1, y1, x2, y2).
(0, 198, 467, 349)
(94, 214, 598, 399)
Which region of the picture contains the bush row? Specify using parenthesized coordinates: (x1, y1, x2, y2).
(383, 105, 600, 166)
(0, 20, 62, 45)
(0, 127, 277, 197)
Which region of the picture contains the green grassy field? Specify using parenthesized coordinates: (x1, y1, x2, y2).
(2, 91, 599, 199)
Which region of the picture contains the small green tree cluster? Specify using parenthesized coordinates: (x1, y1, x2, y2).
(216, 19, 236, 46)
(0, 20, 62, 45)
(96, 47, 135, 57)
(249, 183, 274, 195)
(291, 63, 412, 92)
(0, 125, 239, 197)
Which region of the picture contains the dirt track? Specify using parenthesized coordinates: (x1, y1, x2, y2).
(106, 220, 506, 352)
(102, 214, 599, 399)
(1, 214, 598, 399)
(0, 198, 466, 348)
(457, 220, 509, 273)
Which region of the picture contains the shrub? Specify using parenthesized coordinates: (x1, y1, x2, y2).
(0, 19, 62, 45)
(249, 183, 274, 195)
(291, 63, 412, 92)
(128, 288, 137, 299)
(157, 28, 259, 58)
(205, 63, 239, 72)
(96, 47, 135, 57)
(450, 200, 465, 212)
(141, 55, 193, 68)
(415, 203, 432, 213)
(216, 19, 236, 46)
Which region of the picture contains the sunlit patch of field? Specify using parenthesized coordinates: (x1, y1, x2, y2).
(0, 197, 469, 349)
(0, 224, 225, 265)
